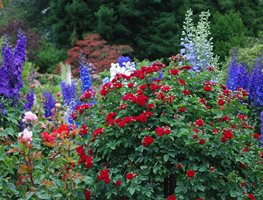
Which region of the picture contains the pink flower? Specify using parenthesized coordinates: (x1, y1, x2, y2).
(22, 111, 37, 122)
(18, 128, 33, 143)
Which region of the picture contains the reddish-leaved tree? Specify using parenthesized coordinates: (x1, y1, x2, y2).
(65, 33, 133, 75)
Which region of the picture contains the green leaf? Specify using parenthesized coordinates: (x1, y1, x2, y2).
(163, 154, 169, 162)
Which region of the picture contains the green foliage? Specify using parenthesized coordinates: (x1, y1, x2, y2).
(211, 11, 247, 62)
(36, 40, 66, 73)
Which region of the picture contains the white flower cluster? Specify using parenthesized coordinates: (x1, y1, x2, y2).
(109, 61, 136, 81)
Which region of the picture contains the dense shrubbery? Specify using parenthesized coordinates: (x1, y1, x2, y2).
(0, 7, 263, 199)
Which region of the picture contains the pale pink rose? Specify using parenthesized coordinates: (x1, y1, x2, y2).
(22, 111, 37, 122)
(18, 128, 33, 143)
(41, 123, 47, 129)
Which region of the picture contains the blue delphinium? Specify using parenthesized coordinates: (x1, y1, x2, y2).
(118, 56, 131, 68)
(236, 62, 249, 90)
(24, 90, 34, 111)
(248, 56, 263, 107)
(0, 31, 26, 98)
(60, 81, 77, 106)
(226, 50, 240, 91)
(80, 62, 92, 93)
(43, 91, 55, 118)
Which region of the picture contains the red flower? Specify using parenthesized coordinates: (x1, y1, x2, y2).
(164, 126, 171, 135)
(93, 128, 105, 137)
(170, 69, 179, 75)
(156, 127, 165, 137)
(253, 133, 260, 139)
(240, 163, 247, 169)
(126, 173, 134, 180)
(195, 119, 204, 126)
(147, 103, 155, 109)
(80, 124, 88, 135)
(85, 156, 93, 168)
(176, 163, 182, 169)
(76, 146, 85, 155)
(98, 168, 110, 184)
(84, 189, 91, 200)
(128, 82, 134, 88)
(139, 84, 147, 90)
(212, 128, 218, 134)
(115, 180, 121, 186)
(138, 113, 148, 123)
(123, 116, 133, 124)
(217, 99, 225, 106)
(204, 85, 212, 91)
(241, 181, 245, 187)
(247, 193, 255, 200)
(186, 170, 195, 177)
(199, 138, 206, 145)
(183, 89, 191, 95)
(142, 136, 154, 146)
(136, 94, 149, 106)
(118, 121, 126, 128)
(167, 194, 177, 200)
(179, 107, 186, 112)
(178, 79, 186, 85)
(119, 104, 127, 110)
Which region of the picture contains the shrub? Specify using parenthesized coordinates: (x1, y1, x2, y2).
(73, 56, 263, 199)
(66, 33, 133, 75)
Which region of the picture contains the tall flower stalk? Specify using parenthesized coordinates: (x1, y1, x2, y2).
(180, 9, 218, 70)
(0, 31, 26, 98)
(60, 63, 77, 124)
(42, 91, 55, 118)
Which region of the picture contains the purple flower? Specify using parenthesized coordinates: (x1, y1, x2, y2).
(226, 50, 240, 91)
(0, 31, 26, 98)
(248, 55, 263, 107)
(42, 91, 55, 118)
(118, 56, 131, 68)
(60, 81, 76, 106)
(24, 90, 34, 111)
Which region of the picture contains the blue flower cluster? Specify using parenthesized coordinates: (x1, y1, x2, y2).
(248, 56, 263, 107)
(226, 50, 248, 90)
(0, 31, 26, 98)
(226, 51, 263, 107)
(118, 56, 131, 68)
(80, 62, 92, 93)
(43, 91, 55, 118)
(60, 81, 77, 106)
(226, 51, 249, 91)
(24, 90, 34, 111)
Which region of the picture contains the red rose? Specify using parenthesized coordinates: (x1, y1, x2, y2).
(170, 69, 179, 75)
(84, 189, 91, 200)
(253, 133, 260, 139)
(142, 136, 154, 146)
(167, 194, 176, 200)
(139, 84, 147, 90)
(138, 113, 148, 123)
(176, 163, 182, 169)
(199, 138, 206, 145)
(183, 89, 191, 95)
(118, 121, 126, 128)
(85, 156, 93, 168)
(218, 99, 225, 106)
(179, 107, 186, 112)
(80, 124, 88, 135)
(241, 181, 245, 187)
(128, 82, 134, 88)
(186, 170, 195, 177)
(247, 193, 255, 200)
(147, 103, 155, 109)
(178, 79, 186, 85)
(204, 85, 212, 91)
(195, 119, 204, 126)
(156, 127, 165, 137)
(126, 173, 134, 180)
(115, 180, 121, 186)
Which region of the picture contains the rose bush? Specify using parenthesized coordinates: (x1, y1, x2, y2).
(73, 55, 263, 199)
